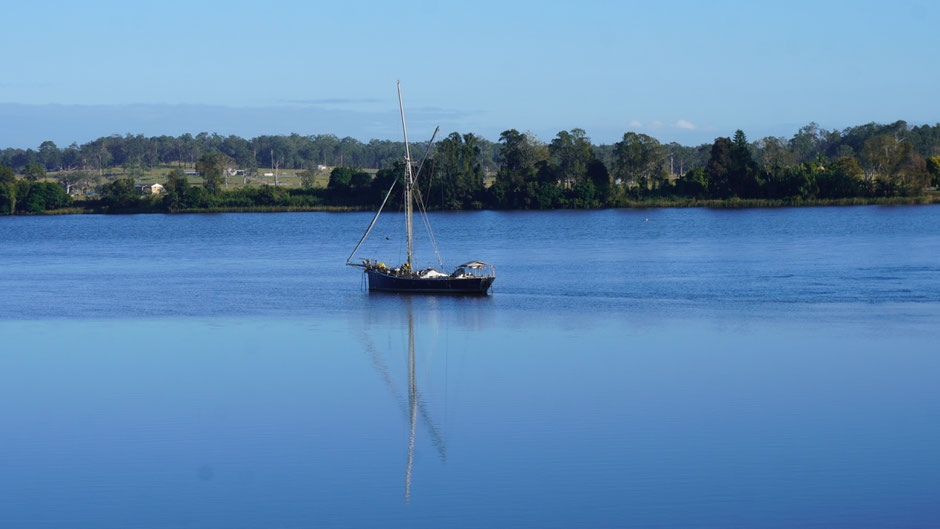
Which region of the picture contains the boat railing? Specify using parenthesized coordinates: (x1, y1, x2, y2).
(454, 262, 495, 278)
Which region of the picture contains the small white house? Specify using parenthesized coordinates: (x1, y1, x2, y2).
(141, 183, 165, 195)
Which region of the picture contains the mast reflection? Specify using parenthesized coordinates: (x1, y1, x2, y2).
(362, 297, 448, 504)
(405, 303, 416, 502)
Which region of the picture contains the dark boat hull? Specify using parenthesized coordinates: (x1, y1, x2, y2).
(366, 270, 494, 295)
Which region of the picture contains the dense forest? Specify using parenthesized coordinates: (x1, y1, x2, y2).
(1, 120, 939, 214)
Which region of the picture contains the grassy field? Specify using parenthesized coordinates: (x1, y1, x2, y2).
(43, 164, 362, 190)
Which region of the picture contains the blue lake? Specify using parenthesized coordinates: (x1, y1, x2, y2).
(1, 207, 939, 528)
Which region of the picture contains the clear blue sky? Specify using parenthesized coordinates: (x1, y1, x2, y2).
(2, 0, 938, 148)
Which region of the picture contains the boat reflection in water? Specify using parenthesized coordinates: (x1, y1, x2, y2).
(361, 297, 454, 503)
(404, 302, 419, 502)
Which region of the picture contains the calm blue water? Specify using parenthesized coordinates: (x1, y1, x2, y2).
(1, 207, 939, 528)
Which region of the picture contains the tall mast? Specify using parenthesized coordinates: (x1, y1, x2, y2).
(398, 81, 414, 271)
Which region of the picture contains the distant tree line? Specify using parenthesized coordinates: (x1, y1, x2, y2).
(1, 120, 939, 214)
(0, 132, 500, 176)
(409, 121, 940, 209)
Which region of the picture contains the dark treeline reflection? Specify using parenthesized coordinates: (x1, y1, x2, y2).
(2, 120, 940, 214)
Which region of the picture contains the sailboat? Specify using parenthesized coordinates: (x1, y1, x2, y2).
(346, 82, 495, 294)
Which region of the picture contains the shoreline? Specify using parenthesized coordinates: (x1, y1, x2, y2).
(20, 195, 939, 216)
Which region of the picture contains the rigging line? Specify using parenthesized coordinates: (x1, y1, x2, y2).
(359, 332, 408, 416)
(346, 176, 398, 264)
(413, 386, 448, 462)
(409, 126, 438, 220)
(412, 126, 439, 190)
(417, 189, 444, 266)
(424, 163, 434, 204)
(421, 147, 437, 207)
(412, 184, 444, 270)
(420, 189, 444, 269)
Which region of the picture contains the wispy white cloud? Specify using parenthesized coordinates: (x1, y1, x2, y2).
(675, 119, 696, 130)
(650, 120, 664, 129)
(629, 120, 642, 128)
(282, 97, 382, 105)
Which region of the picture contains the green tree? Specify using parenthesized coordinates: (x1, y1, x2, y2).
(299, 168, 318, 189)
(490, 130, 529, 208)
(585, 159, 611, 203)
(431, 132, 485, 209)
(185, 185, 211, 208)
(496, 130, 545, 185)
(163, 168, 190, 212)
(893, 150, 929, 195)
(57, 172, 79, 195)
(38, 141, 61, 171)
(0, 165, 14, 184)
(728, 130, 762, 197)
(328, 166, 354, 194)
(549, 128, 594, 188)
(221, 135, 253, 168)
(87, 138, 112, 176)
(927, 156, 940, 187)
(13, 180, 30, 213)
(531, 180, 562, 209)
(24, 162, 46, 182)
(21, 182, 71, 213)
(861, 135, 905, 181)
(789, 122, 825, 164)
(0, 183, 14, 214)
(765, 162, 819, 199)
(612, 132, 665, 196)
(0, 165, 16, 214)
(195, 152, 225, 194)
(570, 180, 596, 207)
(861, 135, 928, 193)
(41, 182, 70, 209)
(817, 157, 865, 198)
(757, 136, 794, 173)
(350, 170, 371, 189)
(370, 163, 404, 205)
(675, 167, 708, 197)
(25, 188, 46, 213)
(705, 137, 734, 197)
(101, 178, 140, 211)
